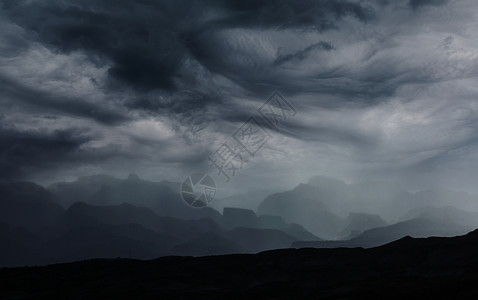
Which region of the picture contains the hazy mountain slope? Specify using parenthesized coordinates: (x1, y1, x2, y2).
(401, 205, 478, 228)
(209, 189, 276, 212)
(44, 226, 166, 263)
(66, 202, 224, 242)
(293, 217, 472, 248)
(225, 227, 297, 253)
(47, 174, 122, 207)
(337, 212, 388, 239)
(47, 174, 222, 221)
(257, 183, 344, 239)
(0, 222, 48, 267)
(0, 182, 65, 232)
(220, 207, 319, 241)
(412, 189, 478, 212)
(258, 175, 478, 238)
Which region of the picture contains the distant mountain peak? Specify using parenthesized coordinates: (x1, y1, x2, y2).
(77, 174, 118, 182)
(307, 175, 347, 187)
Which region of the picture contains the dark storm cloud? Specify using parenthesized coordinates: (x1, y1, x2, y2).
(408, 0, 449, 9)
(125, 90, 224, 115)
(0, 126, 91, 180)
(0, 75, 129, 125)
(3, 0, 444, 125)
(0, 122, 154, 181)
(209, 0, 375, 29)
(0, 0, 452, 112)
(0, 0, 476, 191)
(1, 0, 193, 91)
(277, 116, 380, 150)
(1, 0, 375, 95)
(183, 1, 376, 97)
(274, 41, 335, 66)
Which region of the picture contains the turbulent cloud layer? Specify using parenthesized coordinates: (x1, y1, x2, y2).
(1, 0, 478, 195)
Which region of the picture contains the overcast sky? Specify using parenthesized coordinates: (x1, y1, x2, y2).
(1, 0, 478, 196)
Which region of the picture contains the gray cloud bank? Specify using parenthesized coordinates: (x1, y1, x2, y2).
(1, 0, 478, 196)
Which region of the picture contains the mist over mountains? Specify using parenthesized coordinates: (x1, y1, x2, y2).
(1, 173, 478, 267)
(259, 175, 478, 239)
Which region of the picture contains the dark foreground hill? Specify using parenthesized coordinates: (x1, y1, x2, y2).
(2, 230, 478, 298)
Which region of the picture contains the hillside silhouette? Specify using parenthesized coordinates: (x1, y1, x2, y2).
(2, 231, 478, 298)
